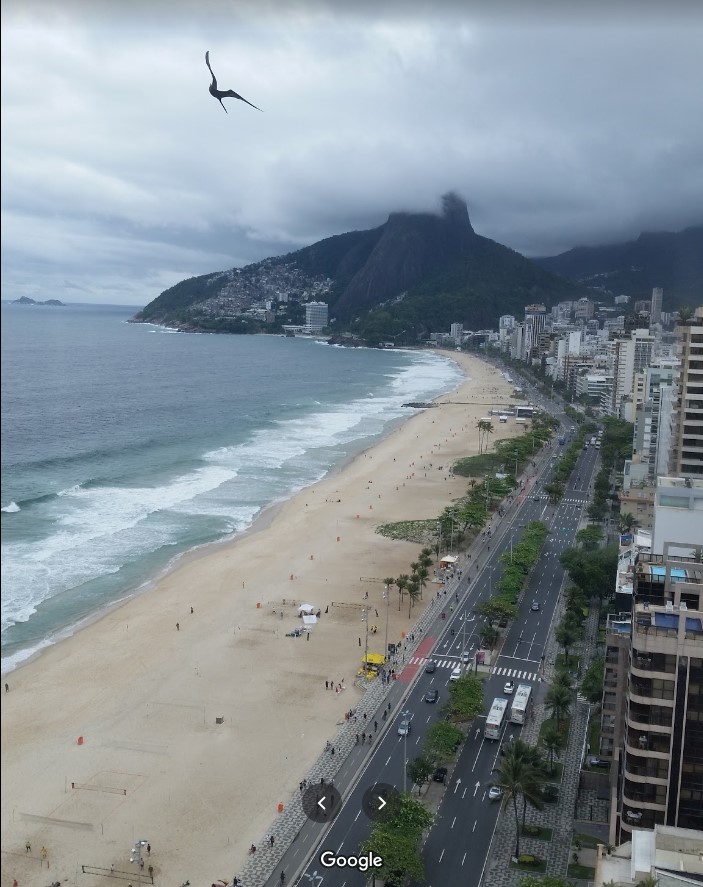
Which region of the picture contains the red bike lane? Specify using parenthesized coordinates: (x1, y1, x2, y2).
(396, 635, 435, 683)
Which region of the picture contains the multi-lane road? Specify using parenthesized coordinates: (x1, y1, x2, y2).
(270, 403, 600, 887)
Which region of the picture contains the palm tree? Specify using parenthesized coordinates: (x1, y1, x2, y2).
(540, 723, 564, 776)
(395, 574, 409, 611)
(406, 577, 421, 619)
(551, 669, 574, 693)
(501, 739, 546, 830)
(476, 419, 487, 454)
(480, 625, 500, 650)
(555, 620, 580, 666)
(415, 565, 429, 600)
(618, 512, 639, 533)
(545, 684, 572, 731)
(419, 548, 434, 570)
(490, 749, 544, 858)
(484, 421, 495, 452)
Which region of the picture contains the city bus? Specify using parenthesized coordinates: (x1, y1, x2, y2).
(510, 683, 533, 725)
(485, 697, 509, 740)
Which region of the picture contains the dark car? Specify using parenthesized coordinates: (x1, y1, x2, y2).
(424, 660, 437, 673)
(424, 688, 439, 704)
(588, 756, 609, 769)
(433, 767, 448, 783)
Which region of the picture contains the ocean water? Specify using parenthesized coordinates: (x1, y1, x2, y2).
(1, 303, 464, 673)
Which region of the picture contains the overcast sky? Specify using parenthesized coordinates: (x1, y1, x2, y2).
(2, 0, 702, 307)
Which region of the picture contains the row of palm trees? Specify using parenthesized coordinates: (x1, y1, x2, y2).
(384, 547, 435, 618)
(491, 670, 575, 859)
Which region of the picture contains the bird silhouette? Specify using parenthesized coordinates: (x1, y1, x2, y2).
(205, 51, 262, 113)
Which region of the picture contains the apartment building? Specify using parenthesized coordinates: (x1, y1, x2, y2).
(617, 543, 703, 837)
(523, 304, 546, 362)
(669, 307, 703, 478)
(603, 330, 656, 417)
(305, 301, 329, 333)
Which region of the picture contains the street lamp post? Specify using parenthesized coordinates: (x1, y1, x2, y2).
(383, 586, 390, 666)
(362, 608, 369, 678)
(401, 709, 412, 793)
(130, 839, 148, 887)
(461, 611, 468, 664)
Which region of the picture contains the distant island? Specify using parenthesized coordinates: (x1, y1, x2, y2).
(11, 297, 65, 306)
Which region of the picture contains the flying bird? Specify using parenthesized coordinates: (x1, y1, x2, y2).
(205, 51, 262, 113)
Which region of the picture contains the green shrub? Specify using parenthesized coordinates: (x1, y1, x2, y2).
(522, 825, 541, 836)
(517, 855, 542, 867)
(541, 784, 559, 803)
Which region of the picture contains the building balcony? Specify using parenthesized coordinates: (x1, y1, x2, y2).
(628, 685, 675, 704)
(626, 711, 672, 733)
(630, 661, 676, 680)
(620, 808, 662, 832)
(624, 759, 669, 781)
(621, 787, 667, 812)
(624, 735, 671, 758)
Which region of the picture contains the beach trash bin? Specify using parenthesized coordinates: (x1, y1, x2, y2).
(77, 736, 84, 746)
(256, 602, 261, 608)
(216, 717, 224, 724)
(278, 803, 284, 813)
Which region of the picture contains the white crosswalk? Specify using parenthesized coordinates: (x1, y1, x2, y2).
(492, 666, 538, 681)
(410, 657, 464, 669)
(410, 656, 537, 682)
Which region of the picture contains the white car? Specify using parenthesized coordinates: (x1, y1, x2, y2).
(488, 786, 503, 801)
(503, 680, 515, 695)
(462, 651, 471, 664)
(449, 665, 462, 682)
(397, 720, 411, 737)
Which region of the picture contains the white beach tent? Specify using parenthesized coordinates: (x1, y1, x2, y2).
(440, 555, 458, 568)
(298, 603, 316, 614)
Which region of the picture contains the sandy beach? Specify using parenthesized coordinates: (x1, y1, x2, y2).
(1, 351, 523, 886)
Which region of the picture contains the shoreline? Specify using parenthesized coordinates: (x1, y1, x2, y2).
(1, 351, 521, 887)
(0, 363, 451, 677)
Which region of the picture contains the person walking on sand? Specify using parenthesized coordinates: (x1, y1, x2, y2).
(146, 844, 151, 856)
(5, 682, 8, 693)
(25, 841, 31, 854)
(176, 622, 180, 631)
